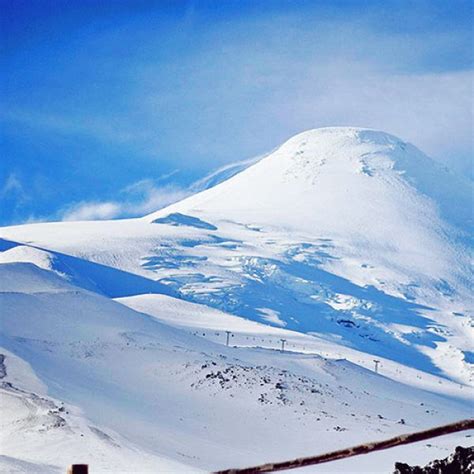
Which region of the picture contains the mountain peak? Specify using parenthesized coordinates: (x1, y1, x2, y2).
(147, 126, 471, 268)
(148, 126, 425, 228)
(275, 127, 410, 170)
(283, 126, 402, 145)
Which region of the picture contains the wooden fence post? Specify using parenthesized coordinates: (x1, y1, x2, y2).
(67, 465, 88, 474)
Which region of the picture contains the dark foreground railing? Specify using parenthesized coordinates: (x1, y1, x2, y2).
(213, 419, 474, 474)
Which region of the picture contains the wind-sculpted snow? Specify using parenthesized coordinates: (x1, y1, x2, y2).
(152, 212, 218, 230)
(116, 221, 469, 383)
(0, 239, 174, 298)
(170, 252, 443, 375)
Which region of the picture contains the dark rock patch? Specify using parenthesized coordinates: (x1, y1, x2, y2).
(394, 445, 473, 473)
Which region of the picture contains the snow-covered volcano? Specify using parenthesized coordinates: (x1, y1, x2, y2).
(151, 127, 471, 237)
(3, 127, 471, 380)
(145, 127, 473, 380)
(149, 127, 472, 294)
(1, 127, 473, 471)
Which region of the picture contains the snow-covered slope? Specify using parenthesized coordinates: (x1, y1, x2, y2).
(0, 263, 196, 472)
(1, 126, 473, 471)
(0, 238, 174, 298)
(0, 262, 472, 473)
(1, 127, 471, 386)
(116, 293, 471, 400)
(148, 127, 472, 302)
(0, 350, 188, 474)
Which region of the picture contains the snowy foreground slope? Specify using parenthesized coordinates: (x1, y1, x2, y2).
(0, 127, 473, 472)
(1, 262, 472, 473)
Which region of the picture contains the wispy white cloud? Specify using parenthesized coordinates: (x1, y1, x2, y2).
(189, 155, 264, 192)
(120, 181, 190, 216)
(60, 182, 190, 222)
(59, 157, 263, 222)
(62, 201, 122, 221)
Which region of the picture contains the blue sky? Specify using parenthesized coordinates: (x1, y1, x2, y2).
(1, 0, 472, 225)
